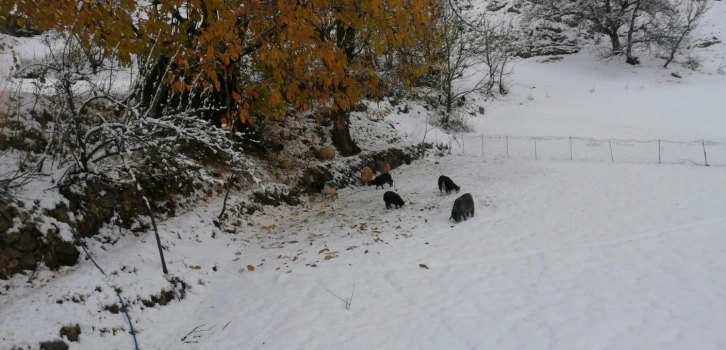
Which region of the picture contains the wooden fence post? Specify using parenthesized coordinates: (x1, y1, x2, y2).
(533, 138, 537, 160)
(569, 136, 573, 160)
(658, 139, 661, 164)
(506, 136, 509, 159)
(703, 141, 709, 166)
(609, 140, 614, 162)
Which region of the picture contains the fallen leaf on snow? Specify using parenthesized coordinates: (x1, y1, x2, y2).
(189, 265, 201, 270)
(324, 255, 334, 260)
(419, 264, 429, 269)
(247, 265, 255, 271)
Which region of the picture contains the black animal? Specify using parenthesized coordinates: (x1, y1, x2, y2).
(438, 175, 460, 194)
(450, 193, 474, 223)
(368, 173, 393, 189)
(383, 191, 405, 209)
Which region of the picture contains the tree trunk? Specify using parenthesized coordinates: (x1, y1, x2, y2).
(608, 31, 622, 55)
(625, 0, 642, 65)
(330, 110, 361, 157)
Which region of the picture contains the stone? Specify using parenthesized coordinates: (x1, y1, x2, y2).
(15, 229, 40, 252)
(39, 340, 69, 350)
(60, 324, 81, 342)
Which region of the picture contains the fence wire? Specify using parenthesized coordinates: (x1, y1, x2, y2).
(441, 134, 726, 167)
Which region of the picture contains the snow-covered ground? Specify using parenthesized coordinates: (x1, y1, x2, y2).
(4, 156, 726, 349)
(2, 1, 726, 349)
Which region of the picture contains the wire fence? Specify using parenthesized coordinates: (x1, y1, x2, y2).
(438, 134, 726, 167)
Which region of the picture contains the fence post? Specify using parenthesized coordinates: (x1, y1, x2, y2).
(533, 138, 537, 160)
(506, 136, 509, 159)
(703, 141, 709, 166)
(462, 134, 465, 156)
(481, 135, 484, 157)
(658, 139, 661, 164)
(569, 136, 573, 160)
(609, 140, 614, 162)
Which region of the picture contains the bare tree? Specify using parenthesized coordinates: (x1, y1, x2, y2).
(7, 32, 256, 275)
(525, 0, 639, 56)
(525, 0, 711, 66)
(648, 0, 711, 68)
(434, 0, 514, 126)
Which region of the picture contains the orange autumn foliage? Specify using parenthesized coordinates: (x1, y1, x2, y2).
(5, 0, 442, 124)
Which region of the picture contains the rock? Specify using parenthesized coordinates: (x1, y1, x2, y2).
(486, 2, 507, 11)
(60, 324, 81, 342)
(2, 247, 24, 260)
(42, 235, 80, 269)
(44, 202, 71, 224)
(695, 37, 721, 48)
(39, 340, 69, 350)
(0, 204, 14, 233)
(252, 185, 301, 207)
(15, 227, 40, 252)
(19, 253, 37, 270)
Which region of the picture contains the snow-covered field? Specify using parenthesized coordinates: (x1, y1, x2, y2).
(2, 1, 726, 349)
(4, 156, 726, 349)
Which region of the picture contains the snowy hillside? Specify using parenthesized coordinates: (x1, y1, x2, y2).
(2, 0, 726, 349)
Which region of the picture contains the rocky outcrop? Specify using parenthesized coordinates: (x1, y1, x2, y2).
(298, 143, 440, 194)
(1, 209, 79, 279)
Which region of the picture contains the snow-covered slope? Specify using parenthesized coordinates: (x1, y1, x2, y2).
(386, 0, 726, 142)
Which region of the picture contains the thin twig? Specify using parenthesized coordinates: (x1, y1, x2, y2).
(324, 286, 349, 306)
(181, 324, 216, 342)
(222, 320, 233, 331)
(324, 283, 355, 310)
(348, 283, 356, 310)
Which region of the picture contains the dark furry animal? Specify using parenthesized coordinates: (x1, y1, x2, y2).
(368, 173, 393, 189)
(450, 193, 474, 223)
(383, 191, 405, 209)
(438, 175, 460, 194)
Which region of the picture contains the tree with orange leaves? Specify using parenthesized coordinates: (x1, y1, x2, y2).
(4, 0, 441, 154)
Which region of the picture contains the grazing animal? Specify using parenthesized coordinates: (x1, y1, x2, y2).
(438, 175, 460, 194)
(361, 167, 374, 183)
(450, 193, 474, 223)
(315, 146, 336, 160)
(383, 191, 405, 209)
(368, 173, 393, 189)
(322, 184, 338, 200)
(379, 162, 391, 174)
